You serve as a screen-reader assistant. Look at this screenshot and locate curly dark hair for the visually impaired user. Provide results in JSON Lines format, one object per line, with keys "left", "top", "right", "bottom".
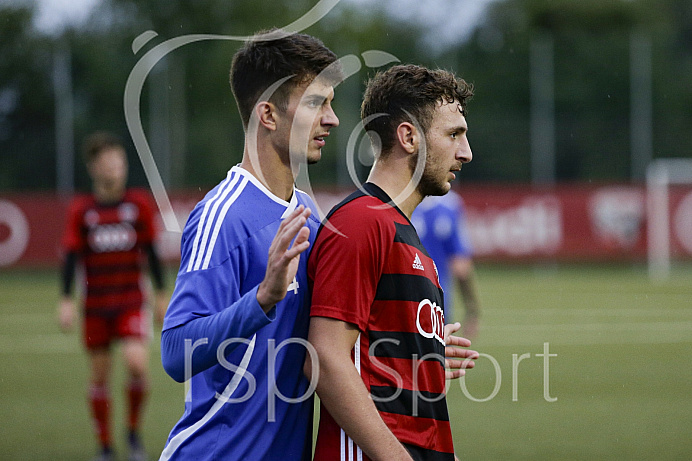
{"left": 82, "top": 131, "right": 124, "bottom": 163}
{"left": 230, "top": 29, "right": 340, "bottom": 128}
{"left": 361, "top": 64, "right": 474, "bottom": 155}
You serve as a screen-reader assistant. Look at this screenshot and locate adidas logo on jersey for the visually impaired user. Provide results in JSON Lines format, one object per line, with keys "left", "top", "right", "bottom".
{"left": 412, "top": 253, "right": 425, "bottom": 271}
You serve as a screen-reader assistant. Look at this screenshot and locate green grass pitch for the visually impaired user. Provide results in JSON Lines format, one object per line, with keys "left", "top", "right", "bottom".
{"left": 0, "top": 264, "right": 691, "bottom": 460}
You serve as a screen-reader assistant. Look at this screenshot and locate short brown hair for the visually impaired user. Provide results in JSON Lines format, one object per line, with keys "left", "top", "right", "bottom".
{"left": 82, "top": 131, "right": 124, "bottom": 163}
{"left": 361, "top": 64, "right": 474, "bottom": 154}
{"left": 230, "top": 28, "right": 340, "bottom": 129}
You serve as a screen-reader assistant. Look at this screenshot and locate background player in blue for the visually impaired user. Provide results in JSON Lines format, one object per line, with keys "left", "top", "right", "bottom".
{"left": 158, "top": 29, "right": 341, "bottom": 460}
{"left": 411, "top": 191, "right": 481, "bottom": 338}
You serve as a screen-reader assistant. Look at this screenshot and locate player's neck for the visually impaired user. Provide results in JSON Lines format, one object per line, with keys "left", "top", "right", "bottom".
{"left": 93, "top": 184, "right": 125, "bottom": 205}
{"left": 367, "top": 159, "right": 423, "bottom": 219}
{"left": 240, "top": 146, "right": 295, "bottom": 203}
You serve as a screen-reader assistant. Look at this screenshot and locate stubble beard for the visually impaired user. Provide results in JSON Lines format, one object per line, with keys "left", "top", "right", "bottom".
{"left": 413, "top": 152, "right": 449, "bottom": 198}
{"left": 307, "top": 148, "right": 321, "bottom": 165}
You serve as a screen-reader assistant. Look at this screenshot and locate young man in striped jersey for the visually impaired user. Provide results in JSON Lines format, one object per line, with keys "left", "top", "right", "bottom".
{"left": 411, "top": 192, "right": 481, "bottom": 339}
{"left": 59, "top": 131, "right": 167, "bottom": 461}
{"left": 306, "top": 64, "right": 479, "bottom": 461}
{"left": 158, "top": 30, "right": 340, "bottom": 460}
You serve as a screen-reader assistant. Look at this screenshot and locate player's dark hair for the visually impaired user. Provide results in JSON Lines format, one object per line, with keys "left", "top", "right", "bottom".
{"left": 230, "top": 28, "right": 340, "bottom": 129}
{"left": 361, "top": 64, "right": 474, "bottom": 155}
{"left": 82, "top": 131, "right": 124, "bottom": 163}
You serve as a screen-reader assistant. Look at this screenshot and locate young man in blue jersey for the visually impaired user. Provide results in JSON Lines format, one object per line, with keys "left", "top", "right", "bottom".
{"left": 411, "top": 192, "right": 481, "bottom": 339}
{"left": 158, "top": 29, "right": 341, "bottom": 460}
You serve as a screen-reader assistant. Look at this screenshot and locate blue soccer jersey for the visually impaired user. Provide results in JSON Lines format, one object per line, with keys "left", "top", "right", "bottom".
{"left": 410, "top": 192, "right": 472, "bottom": 320}
{"left": 160, "top": 166, "right": 321, "bottom": 461}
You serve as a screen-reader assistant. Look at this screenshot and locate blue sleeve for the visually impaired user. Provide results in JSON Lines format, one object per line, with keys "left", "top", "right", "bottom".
{"left": 452, "top": 200, "right": 472, "bottom": 257}
{"left": 427, "top": 204, "right": 468, "bottom": 260}
{"left": 161, "top": 213, "right": 274, "bottom": 382}
{"left": 161, "top": 285, "right": 274, "bottom": 382}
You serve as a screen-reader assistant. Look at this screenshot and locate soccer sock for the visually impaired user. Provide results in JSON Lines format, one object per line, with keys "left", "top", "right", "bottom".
{"left": 126, "top": 377, "right": 148, "bottom": 432}
{"left": 88, "top": 383, "right": 111, "bottom": 449}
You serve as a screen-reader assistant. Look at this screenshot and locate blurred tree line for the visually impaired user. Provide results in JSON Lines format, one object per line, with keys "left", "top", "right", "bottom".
{"left": 1, "top": 0, "right": 691, "bottom": 192}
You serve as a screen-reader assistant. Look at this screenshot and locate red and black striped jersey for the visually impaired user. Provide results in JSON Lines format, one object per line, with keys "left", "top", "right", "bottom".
{"left": 62, "top": 189, "right": 157, "bottom": 313}
{"left": 309, "top": 183, "right": 454, "bottom": 461}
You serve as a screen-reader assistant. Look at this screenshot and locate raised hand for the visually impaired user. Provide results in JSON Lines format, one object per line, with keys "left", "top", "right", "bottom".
{"left": 256, "top": 205, "right": 312, "bottom": 312}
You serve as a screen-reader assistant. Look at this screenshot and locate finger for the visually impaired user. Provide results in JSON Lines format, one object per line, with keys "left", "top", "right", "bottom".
{"left": 282, "top": 204, "right": 307, "bottom": 225}
{"left": 272, "top": 206, "right": 307, "bottom": 245}
{"left": 281, "top": 207, "right": 311, "bottom": 239}
{"left": 280, "top": 207, "right": 312, "bottom": 249}
{"left": 446, "top": 358, "right": 475, "bottom": 370}
{"left": 446, "top": 369, "right": 465, "bottom": 380}
{"left": 444, "top": 322, "right": 461, "bottom": 336}
{"left": 284, "top": 239, "right": 310, "bottom": 260}
{"left": 292, "top": 224, "right": 311, "bottom": 247}
{"left": 284, "top": 205, "right": 311, "bottom": 227}
{"left": 285, "top": 228, "right": 311, "bottom": 257}
{"left": 446, "top": 356, "right": 476, "bottom": 368}
{"left": 274, "top": 215, "right": 308, "bottom": 254}
{"left": 445, "top": 335, "right": 472, "bottom": 347}
{"left": 445, "top": 347, "right": 479, "bottom": 359}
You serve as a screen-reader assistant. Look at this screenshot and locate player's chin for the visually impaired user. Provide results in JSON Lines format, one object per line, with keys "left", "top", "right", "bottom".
{"left": 438, "top": 180, "right": 453, "bottom": 195}
{"left": 307, "top": 149, "right": 322, "bottom": 165}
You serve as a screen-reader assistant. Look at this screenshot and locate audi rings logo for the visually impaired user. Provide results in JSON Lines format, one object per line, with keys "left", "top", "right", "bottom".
{"left": 416, "top": 299, "right": 445, "bottom": 345}
{"left": 89, "top": 223, "right": 137, "bottom": 253}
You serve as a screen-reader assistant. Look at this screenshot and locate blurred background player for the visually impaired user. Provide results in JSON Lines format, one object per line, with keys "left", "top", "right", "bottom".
{"left": 411, "top": 191, "right": 481, "bottom": 339}
{"left": 58, "top": 131, "right": 167, "bottom": 461}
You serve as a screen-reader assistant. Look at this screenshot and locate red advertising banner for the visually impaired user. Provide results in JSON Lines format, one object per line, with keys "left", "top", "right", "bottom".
{"left": 456, "top": 183, "right": 692, "bottom": 261}
{"left": 2, "top": 184, "right": 691, "bottom": 267}
{"left": 459, "top": 184, "right": 649, "bottom": 261}
{"left": 0, "top": 193, "right": 69, "bottom": 267}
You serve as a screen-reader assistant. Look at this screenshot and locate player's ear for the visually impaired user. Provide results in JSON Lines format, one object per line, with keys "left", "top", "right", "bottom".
{"left": 395, "top": 122, "right": 418, "bottom": 154}
{"left": 255, "top": 101, "right": 278, "bottom": 131}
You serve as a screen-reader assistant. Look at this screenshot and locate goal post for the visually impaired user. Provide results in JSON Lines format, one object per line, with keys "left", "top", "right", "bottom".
{"left": 646, "top": 158, "right": 692, "bottom": 280}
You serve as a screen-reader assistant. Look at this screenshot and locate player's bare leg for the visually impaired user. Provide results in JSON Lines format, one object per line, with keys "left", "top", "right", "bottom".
{"left": 88, "top": 348, "right": 114, "bottom": 461}
{"left": 122, "top": 338, "right": 149, "bottom": 461}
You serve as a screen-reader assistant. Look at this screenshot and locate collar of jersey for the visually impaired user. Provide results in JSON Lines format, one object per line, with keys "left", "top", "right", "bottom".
{"left": 231, "top": 165, "right": 299, "bottom": 218}
{"left": 362, "top": 182, "right": 412, "bottom": 224}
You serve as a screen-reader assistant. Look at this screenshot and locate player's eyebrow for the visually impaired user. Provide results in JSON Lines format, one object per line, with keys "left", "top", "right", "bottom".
{"left": 449, "top": 124, "right": 467, "bottom": 134}
{"left": 304, "top": 91, "right": 334, "bottom": 106}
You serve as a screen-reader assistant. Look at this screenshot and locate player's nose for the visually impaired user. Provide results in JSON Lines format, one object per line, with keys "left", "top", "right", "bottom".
{"left": 322, "top": 105, "right": 339, "bottom": 128}
{"left": 457, "top": 138, "right": 472, "bottom": 164}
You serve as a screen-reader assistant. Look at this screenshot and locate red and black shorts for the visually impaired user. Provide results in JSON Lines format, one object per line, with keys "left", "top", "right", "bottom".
{"left": 83, "top": 307, "right": 151, "bottom": 350}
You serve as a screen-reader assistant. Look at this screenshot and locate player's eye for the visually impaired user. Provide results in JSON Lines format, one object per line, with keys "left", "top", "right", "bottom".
{"left": 306, "top": 98, "right": 325, "bottom": 108}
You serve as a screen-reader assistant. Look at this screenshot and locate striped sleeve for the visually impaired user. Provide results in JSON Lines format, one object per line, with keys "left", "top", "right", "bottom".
{"left": 309, "top": 201, "right": 389, "bottom": 332}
